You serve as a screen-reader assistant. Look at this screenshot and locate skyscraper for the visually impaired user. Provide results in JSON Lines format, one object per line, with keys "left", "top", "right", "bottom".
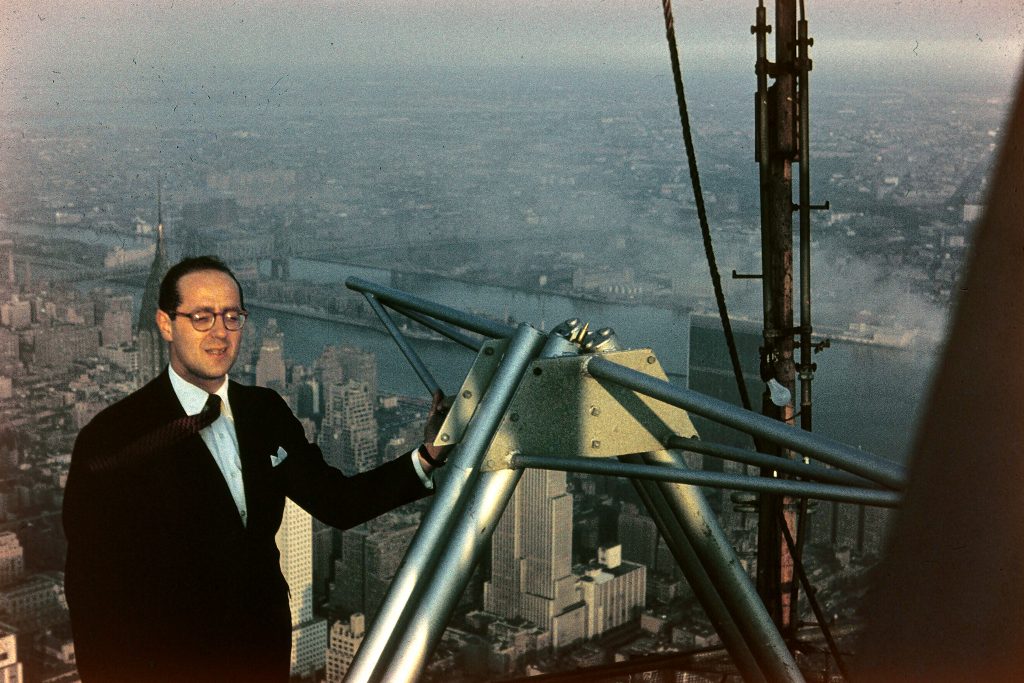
{"left": 0, "top": 628, "right": 23, "bottom": 683}
{"left": 330, "top": 525, "right": 369, "bottom": 617}
{"left": 0, "top": 239, "right": 14, "bottom": 287}
{"left": 0, "top": 532, "right": 24, "bottom": 587}
{"left": 254, "top": 318, "right": 287, "bottom": 389}
{"left": 316, "top": 345, "right": 378, "bottom": 406}
{"left": 328, "top": 512, "right": 420, "bottom": 621}
{"left": 101, "top": 294, "right": 135, "bottom": 348}
{"left": 322, "top": 381, "right": 378, "bottom": 475}
{"left": 483, "top": 468, "right": 586, "bottom": 649}
{"left": 324, "top": 613, "right": 366, "bottom": 682}
{"left": 136, "top": 189, "right": 169, "bottom": 384}
{"left": 276, "top": 498, "right": 328, "bottom": 679}
{"left": 577, "top": 545, "right": 646, "bottom": 638}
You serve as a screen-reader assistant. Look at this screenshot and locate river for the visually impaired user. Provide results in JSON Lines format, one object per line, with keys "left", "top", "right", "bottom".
{"left": 0, "top": 215, "right": 939, "bottom": 465}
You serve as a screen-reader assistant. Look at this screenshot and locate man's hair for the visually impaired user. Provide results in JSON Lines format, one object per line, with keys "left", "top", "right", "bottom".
{"left": 158, "top": 256, "right": 246, "bottom": 313}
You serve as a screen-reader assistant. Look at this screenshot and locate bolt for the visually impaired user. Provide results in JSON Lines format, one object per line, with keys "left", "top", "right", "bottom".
{"left": 484, "top": 347, "right": 495, "bottom": 356}
{"left": 510, "top": 413, "right": 520, "bottom": 423}
{"left": 440, "top": 433, "right": 450, "bottom": 443}
{"left": 590, "top": 406, "right": 601, "bottom": 416}
{"left": 533, "top": 367, "right": 542, "bottom": 376}
{"left": 647, "top": 356, "right": 656, "bottom": 364}
{"left": 591, "top": 440, "right": 601, "bottom": 449}
{"left": 462, "top": 390, "right": 473, "bottom": 399}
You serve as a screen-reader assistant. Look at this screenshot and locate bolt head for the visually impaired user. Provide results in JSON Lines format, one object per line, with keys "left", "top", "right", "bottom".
{"left": 591, "top": 440, "right": 601, "bottom": 449}
{"left": 440, "top": 434, "right": 450, "bottom": 443}
{"left": 462, "top": 390, "right": 473, "bottom": 399}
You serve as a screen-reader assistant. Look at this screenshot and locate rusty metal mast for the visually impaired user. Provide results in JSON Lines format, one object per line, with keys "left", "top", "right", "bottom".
{"left": 753, "top": 0, "right": 823, "bottom": 631}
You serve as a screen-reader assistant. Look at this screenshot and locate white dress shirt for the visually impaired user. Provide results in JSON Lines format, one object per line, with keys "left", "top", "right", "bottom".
{"left": 168, "top": 366, "right": 249, "bottom": 525}
{"left": 168, "top": 367, "right": 434, "bottom": 529}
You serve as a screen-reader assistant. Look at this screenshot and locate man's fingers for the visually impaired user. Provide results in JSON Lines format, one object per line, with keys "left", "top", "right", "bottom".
{"left": 430, "top": 389, "right": 444, "bottom": 413}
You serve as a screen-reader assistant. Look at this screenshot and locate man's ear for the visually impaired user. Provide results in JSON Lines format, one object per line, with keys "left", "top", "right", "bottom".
{"left": 156, "top": 309, "right": 174, "bottom": 342}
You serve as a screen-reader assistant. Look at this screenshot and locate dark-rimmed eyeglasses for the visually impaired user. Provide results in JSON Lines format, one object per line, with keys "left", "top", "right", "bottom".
{"left": 170, "top": 309, "right": 248, "bottom": 332}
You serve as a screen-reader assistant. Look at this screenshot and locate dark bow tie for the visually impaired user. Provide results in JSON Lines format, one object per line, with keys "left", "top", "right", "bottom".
{"left": 88, "top": 393, "right": 222, "bottom": 472}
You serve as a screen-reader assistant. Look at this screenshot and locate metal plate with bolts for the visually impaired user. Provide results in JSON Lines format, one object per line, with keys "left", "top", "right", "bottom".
{"left": 432, "top": 338, "right": 509, "bottom": 449}
{"left": 481, "top": 349, "right": 699, "bottom": 471}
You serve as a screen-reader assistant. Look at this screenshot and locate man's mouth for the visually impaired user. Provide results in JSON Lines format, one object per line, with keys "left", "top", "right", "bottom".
{"left": 206, "top": 348, "right": 228, "bottom": 356}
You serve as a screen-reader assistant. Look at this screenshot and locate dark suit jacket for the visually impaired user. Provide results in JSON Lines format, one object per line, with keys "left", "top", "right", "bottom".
{"left": 63, "top": 369, "right": 429, "bottom": 683}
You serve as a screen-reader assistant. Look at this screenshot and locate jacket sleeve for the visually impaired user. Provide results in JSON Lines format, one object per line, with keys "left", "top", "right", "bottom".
{"left": 63, "top": 420, "right": 163, "bottom": 682}
{"left": 269, "top": 391, "right": 432, "bottom": 529}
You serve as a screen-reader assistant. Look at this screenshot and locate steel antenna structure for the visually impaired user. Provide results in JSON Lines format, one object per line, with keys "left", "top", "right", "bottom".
{"left": 341, "top": 276, "right": 905, "bottom": 683}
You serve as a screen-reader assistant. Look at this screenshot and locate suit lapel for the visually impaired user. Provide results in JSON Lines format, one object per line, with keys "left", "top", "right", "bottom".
{"left": 229, "top": 381, "right": 269, "bottom": 534}
{"left": 155, "top": 372, "right": 247, "bottom": 532}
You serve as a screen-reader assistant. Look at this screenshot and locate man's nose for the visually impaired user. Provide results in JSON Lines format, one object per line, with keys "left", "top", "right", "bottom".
{"left": 210, "top": 315, "right": 230, "bottom": 336}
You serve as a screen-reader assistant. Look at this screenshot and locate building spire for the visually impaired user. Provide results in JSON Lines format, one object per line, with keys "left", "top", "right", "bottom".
{"left": 157, "top": 177, "right": 165, "bottom": 253}
{"left": 136, "top": 180, "right": 172, "bottom": 384}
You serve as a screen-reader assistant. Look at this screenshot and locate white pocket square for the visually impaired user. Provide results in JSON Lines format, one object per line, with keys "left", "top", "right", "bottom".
{"left": 271, "top": 447, "right": 289, "bottom": 467}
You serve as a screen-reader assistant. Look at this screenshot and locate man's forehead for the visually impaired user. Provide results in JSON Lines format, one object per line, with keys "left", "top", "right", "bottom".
{"left": 177, "top": 270, "right": 242, "bottom": 306}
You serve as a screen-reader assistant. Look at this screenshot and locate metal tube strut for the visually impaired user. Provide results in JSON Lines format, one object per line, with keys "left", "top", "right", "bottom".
{"left": 585, "top": 356, "right": 905, "bottom": 490}
{"left": 344, "top": 324, "right": 546, "bottom": 683}
{"left": 637, "top": 450, "right": 805, "bottom": 683}
{"left": 381, "top": 468, "right": 523, "bottom": 681}
{"left": 363, "top": 292, "right": 441, "bottom": 396}
{"left": 389, "top": 302, "right": 483, "bottom": 351}
{"left": 346, "top": 276, "right": 516, "bottom": 339}
{"left": 377, "top": 333, "right": 579, "bottom": 682}
{"left": 512, "top": 454, "right": 899, "bottom": 508}
{"left": 627, "top": 472, "right": 768, "bottom": 683}
{"left": 667, "top": 436, "right": 881, "bottom": 488}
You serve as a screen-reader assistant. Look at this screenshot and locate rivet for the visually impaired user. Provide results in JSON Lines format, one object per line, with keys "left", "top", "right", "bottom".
{"left": 590, "top": 406, "right": 600, "bottom": 416}
{"left": 510, "top": 413, "right": 520, "bottom": 422}
{"left": 462, "top": 390, "right": 473, "bottom": 399}
{"left": 647, "top": 356, "right": 656, "bottom": 364}
{"left": 484, "top": 347, "right": 495, "bottom": 356}
{"left": 591, "top": 440, "right": 601, "bottom": 449}
{"left": 533, "top": 367, "right": 542, "bottom": 376}
{"left": 440, "top": 433, "right": 450, "bottom": 442}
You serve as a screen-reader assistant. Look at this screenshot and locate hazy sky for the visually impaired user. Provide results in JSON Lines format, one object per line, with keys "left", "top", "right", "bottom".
{"left": 2, "top": 0, "right": 1022, "bottom": 94}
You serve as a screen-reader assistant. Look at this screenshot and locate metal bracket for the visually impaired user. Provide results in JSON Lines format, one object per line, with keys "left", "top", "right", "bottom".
{"left": 433, "top": 338, "right": 508, "bottom": 448}
{"left": 480, "top": 349, "right": 698, "bottom": 471}
{"left": 732, "top": 269, "right": 763, "bottom": 280}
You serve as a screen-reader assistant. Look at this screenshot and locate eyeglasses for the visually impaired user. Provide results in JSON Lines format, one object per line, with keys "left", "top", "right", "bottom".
{"left": 170, "top": 309, "right": 248, "bottom": 332}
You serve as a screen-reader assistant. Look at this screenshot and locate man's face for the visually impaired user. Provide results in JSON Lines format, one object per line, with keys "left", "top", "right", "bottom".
{"left": 156, "top": 269, "right": 243, "bottom": 392}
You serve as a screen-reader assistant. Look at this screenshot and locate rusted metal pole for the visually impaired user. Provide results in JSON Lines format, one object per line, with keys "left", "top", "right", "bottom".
{"left": 755, "top": 0, "right": 800, "bottom": 631}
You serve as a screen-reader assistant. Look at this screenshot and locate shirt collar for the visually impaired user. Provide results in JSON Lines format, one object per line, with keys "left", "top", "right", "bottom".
{"left": 168, "top": 365, "right": 233, "bottom": 420}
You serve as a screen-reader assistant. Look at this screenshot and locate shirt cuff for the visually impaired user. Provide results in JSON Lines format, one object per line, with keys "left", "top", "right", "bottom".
{"left": 411, "top": 446, "right": 434, "bottom": 490}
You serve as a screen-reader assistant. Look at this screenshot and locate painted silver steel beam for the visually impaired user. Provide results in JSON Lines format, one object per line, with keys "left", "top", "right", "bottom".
{"left": 377, "top": 333, "right": 579, "bottom": 682}
{"left": 513, "top": 454, "right": 900, "bottom": 507}
{"left": 344, "top": 323, "right": 547, "bottom": 683}
{"left": 363, "top": 293, "right": 441, "bottom": 395}
{"left": 668, "top": 435, "right": 879, "bottom": 488}
{"left": 381, "top": 467, "right": 523, "bottom": 682}
{"left": 389, "top": 302, "right": 483, "bottom": 351}
{"left": 347, "top": 276, "right": 516, "bottom": 339}
{"left": 586, "top": 356, "right": 906, "bottom": 490}
{"left": 633, "top": 450, "right": 806, "bottom": 683}
{"left": 627, "top": 470, "right": 768, "bottom": 683}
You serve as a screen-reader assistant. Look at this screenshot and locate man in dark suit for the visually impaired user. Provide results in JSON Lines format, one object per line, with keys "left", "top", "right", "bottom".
{"left": 63, "top": 256, "right": 448, "bottom": 682}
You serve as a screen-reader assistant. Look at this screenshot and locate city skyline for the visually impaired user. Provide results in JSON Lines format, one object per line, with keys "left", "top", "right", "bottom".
{"left": 0, "top": 2, "right": 1021, "bottom": 681}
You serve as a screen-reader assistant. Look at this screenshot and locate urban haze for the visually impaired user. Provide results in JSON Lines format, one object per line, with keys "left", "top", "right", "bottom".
{"left": 0, "top": 1, "right": 1021, "bottom": 681}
